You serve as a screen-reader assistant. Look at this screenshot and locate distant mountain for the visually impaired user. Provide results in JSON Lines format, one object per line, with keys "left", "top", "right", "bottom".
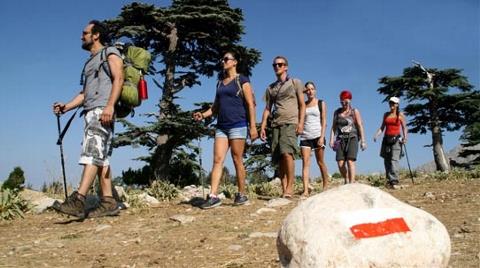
{"left": 415, "top": 144, "right": 480, "bottom": 172}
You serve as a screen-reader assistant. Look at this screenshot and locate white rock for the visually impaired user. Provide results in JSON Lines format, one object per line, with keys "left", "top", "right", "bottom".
{"left": 114, "top": 186, "right": 128, "bottom": 200}
{"left": 95, "top": 224, "right": 112, "bottom": 233}
{"left": 266, "top": 198, "right": 292, "bottom": 208}
{"left": 32, "top": 197, "right": 60, "bottom": 214}
{"left": 179, "top": 185, "right": 210, "bottom": 201}
{"left": 249, "top": 232, "right": 278, "bottom": 238}
{"left": 269, "top": 178, "right": 282, "bottom": 185}
{"left": 169, "top": 214, "right": 195, "bottom": 224}
{"left": 424, "top": 192, "right": 435, "bottom": 199}
{"left": 19, "top": 189, "right": 61, "bottom": 214}
{"left": 138, "top": 193, "right": 160, "bottom": 207}
{"left": 277, "top": 183, "right": 451, "bottom": 268}
{"left": 228, "top": 245, "right": 243, "bottom": 251}
{"left": 256, "top": 208, "right": 277, "bottom": 214}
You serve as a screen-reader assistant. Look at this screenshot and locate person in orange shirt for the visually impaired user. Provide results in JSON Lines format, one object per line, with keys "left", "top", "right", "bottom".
{"left": 373, "top": 97, "right": 408, "bottom": 188}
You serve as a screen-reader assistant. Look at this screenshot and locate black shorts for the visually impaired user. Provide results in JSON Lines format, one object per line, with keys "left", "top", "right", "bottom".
{"left": 300, "top": 137, "right": 326, "bottom": 150}
{"left": 335, "top": 136, "right": 359, "bottom": 161}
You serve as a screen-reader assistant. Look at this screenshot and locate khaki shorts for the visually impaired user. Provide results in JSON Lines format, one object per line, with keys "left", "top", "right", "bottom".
{"left": 271, "top": 124, "right": 299, "bottom": 165}
{"left": 79, "top": 108, "right": 114, "bottom": 166}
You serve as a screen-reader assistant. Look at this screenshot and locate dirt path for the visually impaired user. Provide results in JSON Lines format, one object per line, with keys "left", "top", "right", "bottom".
{"left": 0, "top": 178, "right": 479, "bottom": 268}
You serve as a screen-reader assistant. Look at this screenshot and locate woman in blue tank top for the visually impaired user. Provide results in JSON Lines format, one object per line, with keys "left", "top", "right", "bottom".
{"left": 193, "top": 51, "right": 258, "bottom": 209}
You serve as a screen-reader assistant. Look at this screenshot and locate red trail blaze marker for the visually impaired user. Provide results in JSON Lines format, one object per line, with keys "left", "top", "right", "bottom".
{"left": 340, "top": 209, "right": 411, "bottom": 239}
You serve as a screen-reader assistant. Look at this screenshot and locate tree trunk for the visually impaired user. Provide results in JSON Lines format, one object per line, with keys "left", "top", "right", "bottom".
{"left": 152, "top": 23, "right": 179, "bottom": 181}
{"left": 431, "top": 124, "right": 450, "bottom": 172}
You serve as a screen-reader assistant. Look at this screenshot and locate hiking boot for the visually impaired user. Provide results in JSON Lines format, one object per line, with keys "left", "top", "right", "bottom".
{"left": 233, "top": 192, "right": 249, "bottom": 206}
{"left": 52, "top": 191, "right": 86, "bottom": 218}
{"left": 200, "top": 195, "right": 222, "bottom": 209}
{"left": 87, "top": 196, "right": 120, "bottom": 218}
{"left": 386, "top": 180, "right": 400, "bottom": 189}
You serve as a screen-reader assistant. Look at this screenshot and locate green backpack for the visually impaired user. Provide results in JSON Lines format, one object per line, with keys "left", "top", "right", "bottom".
{"left": 99, "top": 45, "right": 152, "bottom": 118}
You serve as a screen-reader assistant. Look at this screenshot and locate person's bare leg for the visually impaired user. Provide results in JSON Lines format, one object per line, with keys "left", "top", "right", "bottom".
{"left": 98, "top": 165, "right": 113, "bottom": 197}
{"left": 315, "top": 148, "right": 329, "bottom": 190}
{"left": 337, "top": 160, "right": 348, "bottom": 184}
{"left": 77, "top": 164, "right": 99, "bottom": 196}
{"left": 284, "top": 153, "right": 295, "bottom": 197}
{"left": 209, "top": 137, "right": 229, "bottom": 196}
{"left": 301, "top": 147, "right": 312, "bottom": 196}
{"left": 230, "top": 139, "right": 246, "bottom": 194}
{"left": 347, "top": 160, "right": 356, "bottom": 183}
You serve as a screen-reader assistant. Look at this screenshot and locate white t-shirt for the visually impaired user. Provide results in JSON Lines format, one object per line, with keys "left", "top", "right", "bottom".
{"left": 300, "top": 103, "right": 322, "bottom": 140}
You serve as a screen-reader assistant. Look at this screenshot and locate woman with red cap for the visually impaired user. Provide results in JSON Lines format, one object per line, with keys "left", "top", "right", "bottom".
{"left": 329, "top": 90, "right": 366, "bottom": 184}
{"left": 373, "top": 96, "right": 408, "bottom": 188}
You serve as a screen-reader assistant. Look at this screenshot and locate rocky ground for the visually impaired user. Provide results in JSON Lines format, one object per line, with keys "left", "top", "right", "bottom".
{"left": 0, "top": 177, "right": 479, "bottom": 268}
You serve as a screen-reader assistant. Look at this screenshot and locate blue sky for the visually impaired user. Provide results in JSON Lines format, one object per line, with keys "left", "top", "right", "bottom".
{"left": 1, "top": 0, "right": 478, "bottom": 189}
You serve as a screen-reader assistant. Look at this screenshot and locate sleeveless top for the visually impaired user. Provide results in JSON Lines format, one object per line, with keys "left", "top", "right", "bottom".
{"left": 334, "top": 107, "right": 358, "bottom": 138}
{"left": 384, "top": 115, "right": 401, "bottom": 136}
{"left": 300, "top": 103, "right": 321, "bottom": 140}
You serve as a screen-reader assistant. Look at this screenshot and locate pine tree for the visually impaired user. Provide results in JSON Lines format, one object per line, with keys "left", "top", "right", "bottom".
{"left": 106, "top": 1, "right": 260, "bottom": 185}
{"left": 378, "top": 64, "right": 476, "bottom": 171}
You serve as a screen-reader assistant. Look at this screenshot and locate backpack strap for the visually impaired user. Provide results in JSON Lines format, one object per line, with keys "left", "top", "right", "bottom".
{"left": 317, "top": 99, "right": 323, "bottom": 116}
{"left": 99, "top": 47, "right": 112, "bottom": 81}
{"left": 79, "top": 47, "right": 111, "bottom": 86}
{"left": 235, "top": 74, "right": 243, "bottom": 98}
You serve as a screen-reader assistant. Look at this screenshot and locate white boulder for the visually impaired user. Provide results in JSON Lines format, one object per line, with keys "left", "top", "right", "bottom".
{"left": 277, "top": 183, "right": 450, "bottom": 268}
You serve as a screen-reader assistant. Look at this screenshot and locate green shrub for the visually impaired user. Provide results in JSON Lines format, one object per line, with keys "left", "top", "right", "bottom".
{"left": 125, "top": 190, "right": 150, "bottom": 209}
{"left": 41, "top": 181, "right": 65, "bottom": 197}
{"left": 245, "top": 184, "right": 257, "bottom": 199}
{"left": 364, "top": 174, "right": 384, "bottom": 187}
{"left": 147, "top": 180, "right": 179, "bottom": 201}
{"left": 425, "top": 171, "right": 450, "bottom": 181}
{"left": 219, "top": 183, "right": 237, "bottom": 199}
{"left": 2, "top": 167, "right": 25, "bottom": 190}
{"left": 0, "top": 188, "right": 30, "bottom": 220}
{"left": 253, "top": 182, "right": 282, "bottom": 197}
{"left": 331, "top": 172, "right": 343, "bottom": 179}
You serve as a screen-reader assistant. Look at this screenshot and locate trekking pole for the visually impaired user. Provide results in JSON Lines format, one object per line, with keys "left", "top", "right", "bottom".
{"left": 55, "top": 107, "right": 80, "bottom": 200}
{"left": 403, "top": 143, "right": 415, "bottom": 184}
{"left": 198, "top": 137, "right": 205, "bottom": 198}
{"left": 56, "top": 114, "right": 69, "bottom": 200}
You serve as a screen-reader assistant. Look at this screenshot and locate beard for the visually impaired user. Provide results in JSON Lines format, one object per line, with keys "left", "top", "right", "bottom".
{"left": 81, "top": 40, "right": 93, "bottom": 51}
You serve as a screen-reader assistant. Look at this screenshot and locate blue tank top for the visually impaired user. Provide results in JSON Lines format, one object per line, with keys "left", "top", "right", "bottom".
{"left": 216, "top": 75, "right": 250, "bottom": 129}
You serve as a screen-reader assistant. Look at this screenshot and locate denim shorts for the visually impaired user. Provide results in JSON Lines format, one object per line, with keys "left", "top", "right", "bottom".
{"left": 215, "top": 126, "right": 247, "bottom": 139}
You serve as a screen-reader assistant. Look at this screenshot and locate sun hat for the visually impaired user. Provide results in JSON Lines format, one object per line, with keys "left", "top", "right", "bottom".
{"left": 389, "top": 96, "right": 400, "bottom": 104}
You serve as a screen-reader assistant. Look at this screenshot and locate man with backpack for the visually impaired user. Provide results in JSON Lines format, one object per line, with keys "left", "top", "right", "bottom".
{"left": 260, "top": 56, "right": 306, "bottom": 198}
{"left": 52, "top": 20, "right": 124, "bottom": 218}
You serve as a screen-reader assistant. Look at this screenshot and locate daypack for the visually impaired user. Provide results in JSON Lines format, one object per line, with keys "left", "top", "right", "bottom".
{"left": 99, "top": 44, "right": 152, "bottom": 118}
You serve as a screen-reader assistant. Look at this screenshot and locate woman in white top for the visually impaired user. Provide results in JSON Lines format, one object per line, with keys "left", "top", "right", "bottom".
{"left": 299, "top": 81, "right": 329, "bottom": 196}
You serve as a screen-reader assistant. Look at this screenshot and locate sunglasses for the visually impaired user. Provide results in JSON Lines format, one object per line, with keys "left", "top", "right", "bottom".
{"left": 222, "top": 57, "right": 235, "bottom": 63}
{"left": 272, "top": 63, "right": 286, "bottom": 68}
